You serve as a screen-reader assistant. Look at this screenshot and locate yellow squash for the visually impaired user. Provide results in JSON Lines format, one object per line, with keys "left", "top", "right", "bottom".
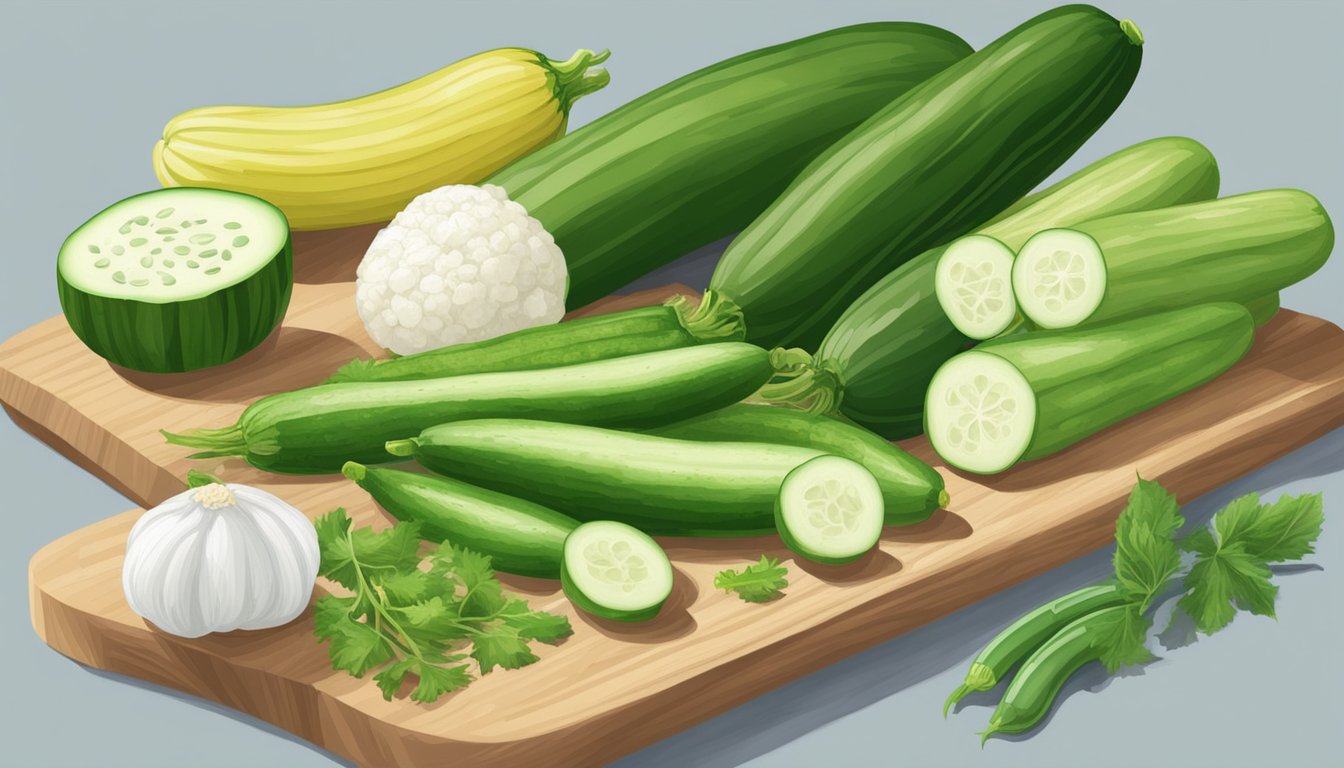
{"left": 153, "top": 48, "right": 609, "bottom": 230}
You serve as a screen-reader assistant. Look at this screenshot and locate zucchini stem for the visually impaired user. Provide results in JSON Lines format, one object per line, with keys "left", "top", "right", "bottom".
{"left": 185, "top": 469, "right": 224, "bottom": 488}
{"left": 756, "top": 347, "right": 843, "bottom": 415}
{"left": 385, "top": 439, "right": 417, "bottom": 458}
{"left": 161, "top": 426, "right": 246, "bottom": 458}
{"left": 549, "top": 48, "right": 612, "bottom": 110}
{"left": 341, "top": 461, "right": 367, "bottom": 483}
{"left": 667, "top": 289, "right": 747, "bottom": 343}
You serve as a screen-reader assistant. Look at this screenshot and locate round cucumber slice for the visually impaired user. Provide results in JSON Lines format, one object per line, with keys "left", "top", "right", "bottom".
{"left": 775, "top": 455, "right": 884, "bottom": 564}
{"left": 561, "top": 521, "right": 673, "bottom": 622}
{"left": 935, "top": 235, "right": 1018, "bottom": 340}
{"left": 1011, "top": 228, "right": 1107, "bottom": 329}
{"left": 57, "top": 187, "right": 292, "bottom": 373}
{"left": 925, "top": 351, "right": 1037, "bottom": 474}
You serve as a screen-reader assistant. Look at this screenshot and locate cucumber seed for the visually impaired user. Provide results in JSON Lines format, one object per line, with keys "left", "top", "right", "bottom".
{"left": 232, "top": 235, "right": 250, "bottom": 247}
{"left": 94, "top": 258, "right": 110, "bottom": 268}
{"left": 112, "top": 271, "right": 126, "bottom": 284}
{"left": 130, "top": 237, "right": 148, "bottom": 247}
{"left": 199, "top": 249, "right": 218, "bottom": 259}
{"left": 140, "top": 256, "right": 153, "bottom": 268}
{"left": 111, "top": 245, "right": 125, "bottom": 256}
{"left": 155, "top": 207, "right": 174, "bottom": 219}
{"left": 205, "top": 266, "right": 221, "bottom": 275}
{"left": 130, "top": 277, "right": 149, "bottom": 287}
{"left": 189, "top": 233, "right": 215, "bottom": 245}
{"left": 173, "top": 245, "right": 190, "bottom": 256}
{"left": 223, "top": 221, "right": 241, "bottom": 229}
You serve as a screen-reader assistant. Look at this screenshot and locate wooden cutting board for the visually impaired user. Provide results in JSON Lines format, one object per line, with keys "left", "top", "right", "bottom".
{"left": 8, "top": 228, "right": 1344, "bottom": 768}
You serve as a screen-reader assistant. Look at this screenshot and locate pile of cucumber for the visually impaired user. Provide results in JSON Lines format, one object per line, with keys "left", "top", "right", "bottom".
{"left": 157, "top": 4, "right": 1333, "bottom": 625}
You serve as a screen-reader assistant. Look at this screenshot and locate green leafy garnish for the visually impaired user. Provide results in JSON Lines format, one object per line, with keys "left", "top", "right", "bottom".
{"left": 312, "top": 508, "right": 573, "bottom": 703}
{"left": 715, "top": 555, "right": 789, "bottom": 603}
{"left": 1093, "top": 603, "right": 1155, "bottom": 672}
{"left": 1176, "top": 491, "right": 1323, "bottom": 634}
{"left": 1112, "top": 476, "right": 1185, "bottom": 612}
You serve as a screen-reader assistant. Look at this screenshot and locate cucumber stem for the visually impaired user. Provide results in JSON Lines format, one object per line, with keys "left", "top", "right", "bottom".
{"left": 667, "top": 290, "right": 747, "bottom": 343}
{"left": 341, "top": 461, "right": 366, "bottom": 483}
{"left": 756, "top": 347, "right": 843, "bottom": 415}
{"left": 1120, "top": 19, "right": 1144, "bottom": 46}
{"left": 384, "top": 439, "right": 417, "bottom": 458}
{"left": 161, "top": 426, "right": 246, "bottom": 458}
{"left": 938, "top": 489, "right": 951, "bottom": 509}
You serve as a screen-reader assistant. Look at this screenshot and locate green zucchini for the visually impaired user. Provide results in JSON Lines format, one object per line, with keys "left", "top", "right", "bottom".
{"left": 561, "top": 521, "right": 674, "bottom": 622}
{"left": 1012, "top": 190, "right": 1334, "bottom": 329}
{"left": 757, "top": 135, "right": 1222, "bottom": 439}
{"left": 775, "top": 455, "right": 884, "bottom": 564}
{"left": 342, "top": 462, "right": 578, "bottom": 578}
{"left": 326, "top": 292, "right": 741, "bottom": 383}
{"left": 649, "top": 403, "right": 945, "bottom": 526}
{"left": 709, "top": 4, "right": 1144, "bottom": 349}
{"left": 494, "top": 23, "right": 973, "bottom": 308}
{"left": 925, "top": 303, "right": 1255, "bottom": 474}
{"left": 388, "top": 419, "right": 832, "bottom": 537}
{"left": 162, "top": 342, "right": 772, "bottom": 474}
{"left": 57, "top": 187, "right": 292, "bottom": 373}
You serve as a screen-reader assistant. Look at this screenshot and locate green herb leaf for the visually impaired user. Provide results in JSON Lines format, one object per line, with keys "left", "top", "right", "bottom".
{"left": 1092, "top": 604, "right": 1154, "bottom": 673}
{"left": 1112, "top": 476, "right": 1185, "bottom": 612}
{"left": 1216, "top": 492, "right": 1324, "bottom": 563}
{"left": 715, "top": 555, "right": 789, "bottom": 603}
{"left": 312, "top": 513, "right": 568, "bottom": 704}
{"left": 500, "top": 599, "right": 574, "bottom": 644}
{"left": 1178, "top": 543, "right": 1277, "bottom": 634}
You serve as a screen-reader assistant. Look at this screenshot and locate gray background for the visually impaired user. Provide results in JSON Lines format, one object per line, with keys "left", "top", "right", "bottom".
{"left": 2, "top": 0, "right": 1340, "bottom": 765}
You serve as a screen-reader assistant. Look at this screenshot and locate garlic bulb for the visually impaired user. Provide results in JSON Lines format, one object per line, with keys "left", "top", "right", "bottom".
{"left": 122, "top": 471, "right": 319, "bottom": 638}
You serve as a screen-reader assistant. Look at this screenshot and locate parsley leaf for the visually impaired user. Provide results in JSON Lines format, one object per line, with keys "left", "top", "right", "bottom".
{"left": 715, "top": 556, "right": 789, "bottom": 603}
{"left": 1092, "top": 603, "right": 1154, "bottom": 673}
{"left": 1217, "top": 492, "right": 1324, "bottom": 563}
{"left": 311, "top": 512, "right": 572, "bottom": 704}
{"left": 1178, "top": 542, "right": 1278, "bottom": 634}
{"left": 1112, "top": 476, "right": 1185, "bottom": 611}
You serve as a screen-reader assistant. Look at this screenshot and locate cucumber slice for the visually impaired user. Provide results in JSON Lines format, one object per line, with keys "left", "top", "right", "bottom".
{"left": 561, "top": 521, "right": 673, "bottom": 622}
{"left": 775, "top": 455, "right": 884, "bottom": 564}
{"left": 925, "top": 351, "right": 1037, "bottom": 474}
{"left": 57, "top": 187, "right": 292, "bottom": 373}
{"left": 1010, "top": 228, "right": 1107, "bottom": 329}
{"left": 935, "top": 235, "right": 1018, "bottom": 339}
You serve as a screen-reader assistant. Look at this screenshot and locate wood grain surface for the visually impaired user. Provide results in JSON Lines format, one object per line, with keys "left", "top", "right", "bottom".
{"left": 9, "top": 228, "right": 1344, "bottom": 767}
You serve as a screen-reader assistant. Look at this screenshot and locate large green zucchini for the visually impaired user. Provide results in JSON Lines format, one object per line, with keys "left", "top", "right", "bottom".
{"left": 493, "top": 23, "right": 973, "bottom": 308}
{"left": 759, "top": 136, "right": 1220, "bottom": 438}
{"left": 710, "top": 4, "right": 1144, "bottom": 349}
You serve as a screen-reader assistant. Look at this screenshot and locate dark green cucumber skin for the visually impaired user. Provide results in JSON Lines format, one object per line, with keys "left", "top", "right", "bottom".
{"left": 348, "top": 465, "right": 577, "bottom": 578}
{"left": 406, "top": 419, "right": 827, "bottom": 537}
{"left": 1069, "top": 189, "right": 1334, "bottom": 327}
{"left": 1246, "top": 293, "right": 1280, "bottom": 327}
{"left": 327, "top": 305, "right": 696, "bottom": 383}
{"left": 711, "top": 4, "right": 1143, "bottom": 349}
{"left": 490, "top": 23, "right": 973, "bottom": 309}
{"left": 561, "top": 562, "right": 665, "bottom": 622}
{"left": 976, "top": 303, "right": 1256, "bottom": 462}
{"left": 650, "top": 404, "right": 943, "bottom": 525}
{"left": 58, "top": 237, "right": 292, "bottom": 374}
{"left": 816, "top": 136, "right": 1221, "bottom": 439}
{"left": 184, "top": 343, "right": 772, "bottom": 474}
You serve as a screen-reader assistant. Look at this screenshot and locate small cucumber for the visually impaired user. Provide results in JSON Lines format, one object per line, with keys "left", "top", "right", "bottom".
{"left": 561, "top": 521, "right": 673, "bottom": 622}
{"left": 1013, "top": 189, "right": 1333, "bottom": 329}
{"left": 342, "top": 462, "right": 578, "bottom": 578}
{"left": 775, "top": 455, "right": 884, "bottom": 564}
{"left": 163, "top": 342, "right": 773, "bottom": 474}
{"left": 925, "top": 303, "right": 1255, "bottom": 474}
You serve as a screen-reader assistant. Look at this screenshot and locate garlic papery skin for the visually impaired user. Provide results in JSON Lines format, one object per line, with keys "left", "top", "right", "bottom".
{"left": 122, "top": 479, "right": 319, "bottom": 639}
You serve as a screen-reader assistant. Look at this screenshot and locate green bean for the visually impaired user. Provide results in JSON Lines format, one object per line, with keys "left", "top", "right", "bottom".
{"left": 979, "top": 605, "right": 1129, "bottom": 744}
{"left": 945, "top": 583, "right": 1125, "bottom": 716}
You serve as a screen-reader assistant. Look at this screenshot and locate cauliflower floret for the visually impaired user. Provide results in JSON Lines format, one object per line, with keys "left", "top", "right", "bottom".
{"left": 355, "top": 184, "right": 566, "bottom": 355}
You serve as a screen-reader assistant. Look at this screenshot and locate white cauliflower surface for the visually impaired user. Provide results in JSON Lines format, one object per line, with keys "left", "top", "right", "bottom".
{"left": 355, "top": 184, "right": 567, "bottom": 355}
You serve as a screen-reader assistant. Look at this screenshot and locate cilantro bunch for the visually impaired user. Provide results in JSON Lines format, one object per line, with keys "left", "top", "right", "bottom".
{"left": 312, "top": 509, "right": 572, "bottom": 703}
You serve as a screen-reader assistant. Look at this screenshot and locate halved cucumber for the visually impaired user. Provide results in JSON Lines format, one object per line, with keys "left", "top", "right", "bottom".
{"left": 561, "top": 521, "right": 673, "bottom": 622}
{"left": 924, "top": 352, "right": 1039, "bottom": 474}
{"left": 776, "top": 455, "right": 884, "bottom": 564}
{"left": 57, "top": 187, "right": 292, "bottom": 372}
{"left": 1010, "top": 228, "right": 1108, "bottom": 329}
{"left": 935, "top": 235, "right": 1019, "bottom": 339}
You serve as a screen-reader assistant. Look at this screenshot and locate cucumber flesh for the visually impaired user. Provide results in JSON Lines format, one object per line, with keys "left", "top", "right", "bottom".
{"left": 935, "top": 235, "right": 1019, "bottom": 339}
{"left": 776, "top": 456, "right": 884, "bottom": 564}
{"left": 1011, "top": 228, "right": 1108, "bottom": 329}
{"left": 925, "top": 352, "right": 1038, "bottom": 474}
{"left": 561, "top": 521, "right": 673, "bottom": 622}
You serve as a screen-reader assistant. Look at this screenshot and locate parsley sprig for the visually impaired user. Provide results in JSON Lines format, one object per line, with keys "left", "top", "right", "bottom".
{"left": 312, "top": 508, "right": 572, "bottom": 703}
{"left": 1098, "top": 477, "right": 1322, "bottom": 670}
{"left": 715, "top": 555, "right": 789, "bottom": 603}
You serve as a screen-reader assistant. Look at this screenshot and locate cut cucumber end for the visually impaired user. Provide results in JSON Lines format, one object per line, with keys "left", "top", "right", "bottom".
{"left": 775, "top": 455, "right": 884, "bottom": 564}
{"left": 561, "top": 521, "right": 673, "bottom": 622}
{"left": 341, "top": 461, "right": 366, "bottom": 482}
{"left": 925, "top": 351, "right": 1036, "bottom": 475}
{"left": 935, "top": 235, "right": 1018, "bottom": 340}
{"left": 1011, "top": 228, "right": 1107, "bottom": 329}
{"left": 384, "top": 439, "right": 417, "bottom": 457}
